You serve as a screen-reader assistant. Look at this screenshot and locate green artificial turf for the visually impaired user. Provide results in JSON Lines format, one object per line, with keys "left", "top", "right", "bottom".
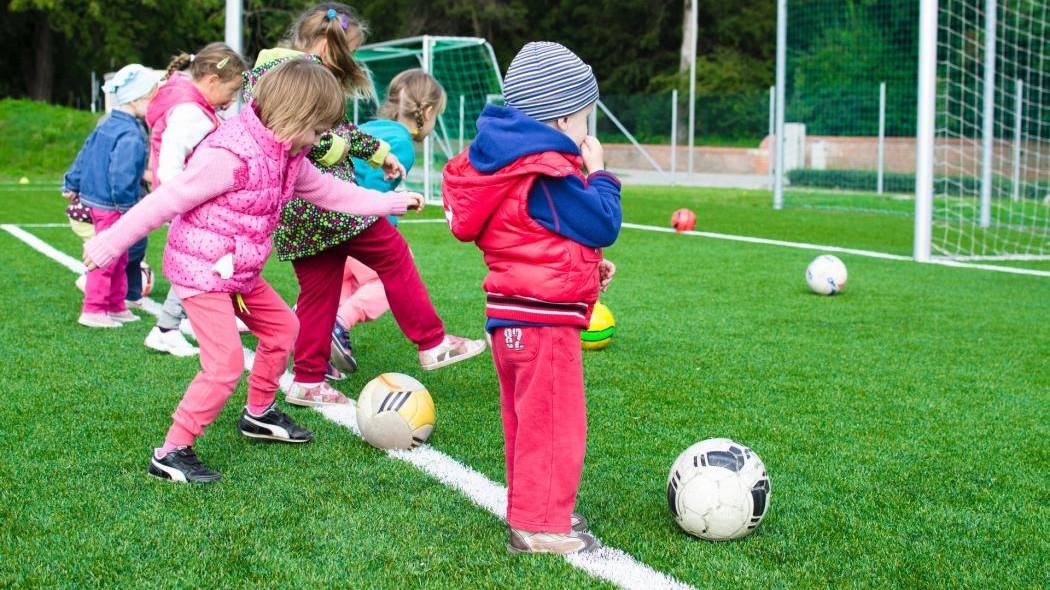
{"left": 0, "top": 183, "right": 1047, "bottom": 589}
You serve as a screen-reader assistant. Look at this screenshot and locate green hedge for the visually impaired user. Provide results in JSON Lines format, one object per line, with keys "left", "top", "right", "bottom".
{"left": 788, "top": 168, "right": 1050, "bottom": 201}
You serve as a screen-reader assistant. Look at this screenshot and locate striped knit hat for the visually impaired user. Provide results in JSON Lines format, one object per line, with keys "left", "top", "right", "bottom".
{"left": 503, "top": 42, "right": 599, "bottom": 122}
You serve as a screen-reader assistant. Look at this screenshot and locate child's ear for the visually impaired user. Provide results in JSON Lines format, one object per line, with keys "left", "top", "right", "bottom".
{"left": 555, "top": 117, "right": 570, "bottom": 132}
{"left": 424, "top": 105, "right": 436, "bottom": 122}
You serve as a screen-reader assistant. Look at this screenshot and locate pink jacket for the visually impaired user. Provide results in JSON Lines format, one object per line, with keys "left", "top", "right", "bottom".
{"left": 85, "top": 103, "right": 410, "bottom": 295}
{"left": 145, "top": 73, "right": 219, "bottom": 187}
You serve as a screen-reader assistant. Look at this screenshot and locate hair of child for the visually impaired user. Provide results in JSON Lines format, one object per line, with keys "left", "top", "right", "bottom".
{"left": 253, "top": 58, "right": 345, "bottom": 140}
{"left": 165, "top": 42, "right": 247, "bottom": 82}
{"left": 378, "top": 69, "right": 447, "bottom": 137}
{"left": 289, "top": 2, "right": 374, "bottom": 99}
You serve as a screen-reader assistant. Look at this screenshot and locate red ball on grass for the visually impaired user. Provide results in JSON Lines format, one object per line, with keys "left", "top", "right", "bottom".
{"left": 671, "top": 208, "right": 697, "bottom": 233}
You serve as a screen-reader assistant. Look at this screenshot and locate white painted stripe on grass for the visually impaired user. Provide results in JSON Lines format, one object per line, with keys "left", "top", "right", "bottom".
{"left": 5, "top": 222, "right": 70, "bottom": 228}
{"left": 621, "top": 222, "right": 1050, "bottom": 277}
{"left": 5, "top": 225, "right": 697, "bottom": 590}
{"left": 1, "top": 224, "right": 86, "bottom": 273}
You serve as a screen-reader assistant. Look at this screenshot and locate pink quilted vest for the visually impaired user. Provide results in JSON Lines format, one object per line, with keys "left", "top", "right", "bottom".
{"left": 146, "top": 73, "right": 219, "bottom": 187}
{"left": 162, "top": 103, "right": 305, "bottom": 294}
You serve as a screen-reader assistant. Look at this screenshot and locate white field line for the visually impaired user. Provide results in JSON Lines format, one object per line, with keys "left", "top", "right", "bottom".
{"left": 622, "top": 222, "right": 1050, "bottom": 277}
{"left": 11, "top": 218, "right": 1047, "bottom": 276}
{"left": 0, "top": 223, "right": 696, "bottom": 590}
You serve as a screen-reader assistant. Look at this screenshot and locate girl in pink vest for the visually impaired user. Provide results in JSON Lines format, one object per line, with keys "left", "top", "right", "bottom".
{"left": 142, "top": 43, "right": 247, "bottom": 358}
{"left": 84, "top": 59, "right": 423, "bottom": 484}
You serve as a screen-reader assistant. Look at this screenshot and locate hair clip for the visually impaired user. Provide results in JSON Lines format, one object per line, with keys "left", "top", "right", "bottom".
{"left": 326, "top": 8, "right": 337, "bottom": 19}
{"left": 189, "top": 54, "right": 196, "bottom": 63}
{"left": 216, "top": 57, "right": 230, "bottom": 70}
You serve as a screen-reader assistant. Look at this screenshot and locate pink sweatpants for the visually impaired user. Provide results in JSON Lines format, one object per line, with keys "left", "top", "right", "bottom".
{"left": 83, "top": 208, "right": 128, "bottom": 314}
{"left": 337, "top": 256, "right": 390, "bottom": 329}
{"left": 492, "top": 325, "right": 587, "bottom": 534}
{"left": 163, "top": 279, "right": 298, "bottom": 448}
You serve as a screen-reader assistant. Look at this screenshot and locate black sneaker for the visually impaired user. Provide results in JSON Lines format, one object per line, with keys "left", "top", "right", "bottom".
{"left": 148, "top": 447, "right": 222, "bottom": 484}
{"left": 237, "top": 405, "right": 313, "bottom": 443}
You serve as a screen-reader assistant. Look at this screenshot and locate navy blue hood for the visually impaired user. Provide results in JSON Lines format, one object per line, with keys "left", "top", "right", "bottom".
{"left": 468, "top": 105, "right": 580, "bottom": 173}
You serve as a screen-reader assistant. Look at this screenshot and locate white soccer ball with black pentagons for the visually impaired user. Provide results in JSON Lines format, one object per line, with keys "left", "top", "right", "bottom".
{"left": 666, "top": 438, "right": 771, "bottom": 540}
{"left": 806, "top": 254, "right": 848, "bottom": 295}
{"left": 356, "top": 373, "right": 435, "bottom": 450}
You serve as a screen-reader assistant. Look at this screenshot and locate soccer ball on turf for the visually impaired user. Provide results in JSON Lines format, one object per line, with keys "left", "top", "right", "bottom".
{"left": 667, "top": 438, "right": 771, "bottom": 540}
{"left": 671, "top": 208, "right": 697, "bottom": 233}
{"left": 356, "top": 373, "right": 435, "bottom": 450}
{"left": 581, "top": 301, "right": 616, "bottom": 351}
{"left": 805, "top": 254, "right": 847, "bottom": 295}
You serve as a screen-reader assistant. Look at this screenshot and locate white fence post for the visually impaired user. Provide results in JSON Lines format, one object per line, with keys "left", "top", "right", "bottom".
{"left": 422, "top": 36, "right": 433, "bottom": 202}
{"left": 459, "top": 95, "right": 466, "bottom": 153}
{"left": 1012, "top": 78, "right": 1023, "bottom": 202}
{"left": 671, "top": 89, "right": 678, "bottom": 185}
{"left": 877, "top": 81, "right": 887, "bottom": 194}
{"left": 768, "top": 85, "right": 775, "bottom": 189}
{"left": 773, "top": 0, "right": 787, "bottom": 210}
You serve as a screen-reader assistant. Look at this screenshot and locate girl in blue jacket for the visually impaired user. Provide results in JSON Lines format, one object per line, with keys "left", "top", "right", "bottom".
{"left": 63, "top": 64, "right": 161, "bottom": 328}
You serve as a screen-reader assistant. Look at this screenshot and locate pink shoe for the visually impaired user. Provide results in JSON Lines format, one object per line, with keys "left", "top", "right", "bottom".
{"left": 419, "top": 335, "right": 487, "bottom": 371}
{"left": 285, "top": 381, "right": 350, "bottom": 407}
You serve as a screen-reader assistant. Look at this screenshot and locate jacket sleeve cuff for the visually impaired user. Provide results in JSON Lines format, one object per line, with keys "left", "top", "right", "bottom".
{"left": 588, "top": 170, "right": 621, "bottom": 188}
{"left": 367, "top": 140, "right": 391, "bottom": 168}
{"left": 317, "top": 134, "right": 349, "bottom": 168}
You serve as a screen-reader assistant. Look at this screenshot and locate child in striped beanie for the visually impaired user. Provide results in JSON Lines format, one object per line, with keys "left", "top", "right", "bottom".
{"left": 442, "top": 41, "right": 622, "bottom": 555}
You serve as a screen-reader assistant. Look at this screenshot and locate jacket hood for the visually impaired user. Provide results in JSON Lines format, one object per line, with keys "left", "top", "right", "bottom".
{"left": 443, "top": 106, "right": 583, "bottom": 242}
{"left": 468, "top": 105, "right": 579, "bottom": 173}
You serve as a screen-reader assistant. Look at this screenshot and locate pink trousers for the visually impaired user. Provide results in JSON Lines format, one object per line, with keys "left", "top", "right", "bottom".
{"left": 337, "top": 257, "right": 390, "bottom": 329}
{"left": 163, "top": 279, "right": 298, "bottom": 448}
{"left": 491, "top": 325, "right": 587, "bottom": 533}
{"left": 82, "top": 208, "right": 128, "bottom": 314}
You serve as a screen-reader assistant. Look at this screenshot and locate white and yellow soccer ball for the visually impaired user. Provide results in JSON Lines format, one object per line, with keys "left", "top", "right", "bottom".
{"left": 805, "top": 254, "right": 848, "bottom": 295}
{"left": 356, "top": 373, "right": 435, "bottom": 450}
{"left": 667, "top": 438, "right": 771, "bottom": 541}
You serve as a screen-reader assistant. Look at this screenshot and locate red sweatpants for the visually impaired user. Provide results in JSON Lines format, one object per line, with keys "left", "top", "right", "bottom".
{"left": 492, "top": 325, "right": 587, "bottom": 534}
{"left": 291, "top": 218, "right": 445, "bottom": 384}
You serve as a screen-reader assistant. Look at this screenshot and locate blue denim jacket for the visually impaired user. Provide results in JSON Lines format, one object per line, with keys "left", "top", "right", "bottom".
{"left": 62, "top": 110, "right": 148, "bottom": 213}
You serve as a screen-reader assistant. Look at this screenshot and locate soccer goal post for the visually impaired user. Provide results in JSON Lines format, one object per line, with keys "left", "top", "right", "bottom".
{"left": 354, "top": 36, "right": 504, "bottom": 203}
{"left": 915, "top": 0, "right": 1050, "bottom": 264}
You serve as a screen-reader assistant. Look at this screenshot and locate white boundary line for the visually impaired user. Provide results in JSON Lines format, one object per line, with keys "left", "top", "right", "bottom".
{"left": 622, "top": 222, "right": 1050, "bottom": 277}
{"left": 0, "top": 223, "right": 695, "bottom": 590}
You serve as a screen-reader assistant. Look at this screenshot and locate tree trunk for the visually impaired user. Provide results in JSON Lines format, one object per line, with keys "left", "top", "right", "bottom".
{"left": 679, "top": 0, "right": 695, "bottom": 72}
{"left": 27, "top": 14, "right": 53, "bottom": 101}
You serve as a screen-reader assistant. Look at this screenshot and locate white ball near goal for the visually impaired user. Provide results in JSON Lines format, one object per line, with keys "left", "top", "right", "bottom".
{"left": 667, "top": 438, "right": 771, "bottom": 541}
{"left": 805, "top": 254, "right": 848, "bottom": 295}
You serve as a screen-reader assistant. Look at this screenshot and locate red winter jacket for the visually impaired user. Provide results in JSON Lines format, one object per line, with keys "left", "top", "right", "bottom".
{"left": 443, "top": 150, "right": 603, "bottom": 328}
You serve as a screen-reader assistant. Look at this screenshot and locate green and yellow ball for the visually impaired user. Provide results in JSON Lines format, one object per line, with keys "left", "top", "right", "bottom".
{"left": 582, "top": 302, "right": 616, "bottom": 351}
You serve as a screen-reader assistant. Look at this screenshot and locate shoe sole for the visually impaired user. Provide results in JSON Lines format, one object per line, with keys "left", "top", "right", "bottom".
{"left": 330, "top": 341, "right": 358, "bottom": 374}
{"left": 239, "top": 429, "right": 313, "bottom": 443}
{"left": 110, "top": 316, "right": 141, "bottom": 323}
{"left": 506, "top": 543, "right": 599, "bottom": 555}
{"left": 284, "top": 394, "right": 349, "bottom": 408}
{"left": 144, "top": 339, "right": 199, "bottom": 357}
{"left": 421, "top": 344, "right": 488, "bottom": 371}
{"left": 148, "top": 459, "right": 221, "bottom": 484}
{"left": 78, "top": 319, "right": 122, "bottom": 328}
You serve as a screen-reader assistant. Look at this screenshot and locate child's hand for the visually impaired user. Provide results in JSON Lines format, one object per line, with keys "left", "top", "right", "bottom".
{"left": 404, "top": 192, "right": 425, "bottom": 212}
{"left": 598, "top": 259, "right": 616, "bottom": 291}
{"left": 61, "top": 190, "right": 77, "bottom": 201}
{"left": 581, "top": 136, "right": 605, "bottom": 173}
{"left": 382, "top": 153, "right": 407, "bottom": 181}
{"left": 83, "top": 247, "right": 98, "bottom": 271}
